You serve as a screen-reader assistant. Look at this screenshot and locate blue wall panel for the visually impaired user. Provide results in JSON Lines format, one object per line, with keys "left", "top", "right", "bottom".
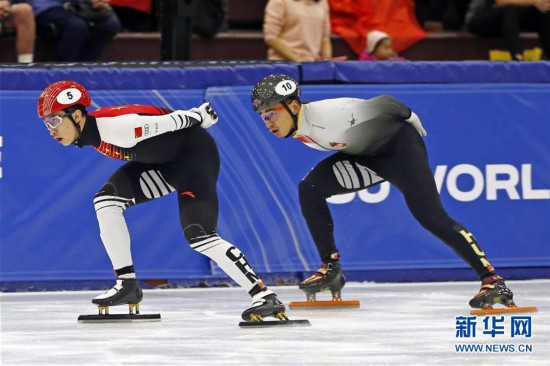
{"left": 0, "top": 62, "right": 548, "bottom": 284}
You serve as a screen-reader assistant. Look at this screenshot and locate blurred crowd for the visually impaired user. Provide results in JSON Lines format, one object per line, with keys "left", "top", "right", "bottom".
{"left": 0, "top": 0, "right": 548, "bottom": 63}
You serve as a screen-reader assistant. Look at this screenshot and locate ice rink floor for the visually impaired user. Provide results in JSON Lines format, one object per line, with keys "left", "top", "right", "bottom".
{"left": 1, "top": 280, "right": 548, "bottom": 365}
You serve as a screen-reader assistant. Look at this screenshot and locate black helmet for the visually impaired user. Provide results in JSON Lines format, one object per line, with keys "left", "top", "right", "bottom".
{"left": 251, "top": 74, "right": 301, "bottom": 112}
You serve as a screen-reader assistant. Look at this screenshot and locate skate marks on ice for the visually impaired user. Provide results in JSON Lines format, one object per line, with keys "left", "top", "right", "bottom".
{"left": 1, "top": 280, "right": 549, "bottom": 365}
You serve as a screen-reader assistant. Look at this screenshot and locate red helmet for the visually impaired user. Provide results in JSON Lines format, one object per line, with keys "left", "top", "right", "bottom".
{"left": 37, "top": 81, "right": 91, "bottom": 118}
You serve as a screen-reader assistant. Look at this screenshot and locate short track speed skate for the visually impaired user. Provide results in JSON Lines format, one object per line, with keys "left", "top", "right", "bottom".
{"left": 289, "top": 262, "right": 360, "bottom": 309}
{"left": 78, "top": 278, "right": 161, "bottom": 322}
{"left": 469, "top": 275, "right": 537, "bottom": 316}
{"left": 239, "top": 293, "right": 310, "bottom": 328}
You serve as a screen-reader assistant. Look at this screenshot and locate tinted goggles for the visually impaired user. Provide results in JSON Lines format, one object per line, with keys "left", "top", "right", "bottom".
{"left": 259, "top": 105, "right": 285, "bottom": 123}
{"left": 42, "top": 114, "right": 69, "bottom": 129}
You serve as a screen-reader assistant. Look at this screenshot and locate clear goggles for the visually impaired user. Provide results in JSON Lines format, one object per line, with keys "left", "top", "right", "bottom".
{"left": 259, "top": 105, "right": 285, "bottom": 123}
{"left": 42, "top": 114, "right": 69, "bottom": 129}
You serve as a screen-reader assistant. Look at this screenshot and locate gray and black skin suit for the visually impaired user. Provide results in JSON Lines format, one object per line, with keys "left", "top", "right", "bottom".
{"left": 293, "top": 95, "right": 496, "bottom": 280}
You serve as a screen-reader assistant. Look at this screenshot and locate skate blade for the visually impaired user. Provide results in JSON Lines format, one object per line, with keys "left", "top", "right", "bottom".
{"left": 470, "top": 306, "right": 538, "bottom": 316}
{"left": 289, "top": 300, "right": 360, "bottom": 309}
{"left": 78, "top": 313, "right": 161, "bottom": 323}
{"left": 239, "top": 319, "right": 311, "bottom": 328}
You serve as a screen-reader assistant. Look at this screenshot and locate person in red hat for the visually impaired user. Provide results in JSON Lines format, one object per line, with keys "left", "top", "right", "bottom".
{"left": 37, "top": 80, "right": 286, "bottom": 322}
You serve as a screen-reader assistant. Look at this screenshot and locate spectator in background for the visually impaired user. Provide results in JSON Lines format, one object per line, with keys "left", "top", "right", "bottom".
{"left": 466, "top": 0, "right": 550, "bottom": 60}
{"left": 415, "top": 0, "right": 446, "bottom": 32}
{"left": 0, "top": 0, "right": 35, "bottom": 63}
{"left": 32, "top": 0, "right": 121, "bottom": 62}
{"left": 359, "top": 30, "right": 405, "bottom": 61}
{"left": 328, "top": 0, "right": 425, "bottom": 59}
{"left": 263, "top": 0, "right": 332, "bottom": 61}
{"left": 191, "top": 0, "right": 227, "bottom": 38}
{"left": 415, "top": 0, "right": 472, "bottom": 32}
{"left": 110, "top": 0, "right": 156, "bottom": 32}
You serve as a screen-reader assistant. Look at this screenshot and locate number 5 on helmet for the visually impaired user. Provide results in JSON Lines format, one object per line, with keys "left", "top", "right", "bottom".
{"left": 37, "top": 80, "right": 91, "bottom": 118}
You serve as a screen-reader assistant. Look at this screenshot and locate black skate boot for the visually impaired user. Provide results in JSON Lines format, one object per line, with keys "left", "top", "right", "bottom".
{"left": 92, "top": 278, "right": 143, "bottom": 314}
{"left": 241, "top": 291, "right": 287, "bottom": 322}
{"left": 469, "top": 274, "right": 514, "bottom": 309}
{"left": 299, "top": 262, "right": 345, "bottom": 301}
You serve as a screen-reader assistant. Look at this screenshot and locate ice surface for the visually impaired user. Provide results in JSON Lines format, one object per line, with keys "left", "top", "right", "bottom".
{"left": 1, "top": 280, "right": 548, "bottom": 365}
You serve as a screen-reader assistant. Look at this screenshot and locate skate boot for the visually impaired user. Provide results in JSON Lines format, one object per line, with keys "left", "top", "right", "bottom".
{"left": 241, "top": 290, "right": 287, "bottom": 322}
{"left": 299, "top": 262, "right": 345, "bottom": 301}
{"left": 92, "top": 278, "right": 143, "bottom": 314}
{"left": 469, "top": 274, "right": 514, "bottom": 309}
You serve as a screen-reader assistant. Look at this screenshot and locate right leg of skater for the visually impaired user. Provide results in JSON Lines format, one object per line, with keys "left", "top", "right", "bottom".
{"left": 364, "top": 123, "right": 513, "bottom": 308}
{"left": 298, "top": 153, "right": 385, "bottom": 298}
{"left": 170, "top": 128, "right": 284, "bottom": 320}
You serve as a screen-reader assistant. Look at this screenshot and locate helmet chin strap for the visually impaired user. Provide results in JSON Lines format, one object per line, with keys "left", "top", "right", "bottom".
{"left": 68, "top": 114, "right": 83, "bottom": 145}
{"left": 281, "top": 101, "right": 299, "bottom": 138}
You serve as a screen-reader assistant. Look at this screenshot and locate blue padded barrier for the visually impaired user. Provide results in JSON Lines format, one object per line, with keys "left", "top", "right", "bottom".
{"left": 0, "top": 62, "right": 299, "bottom": 90}
{"left": 298, "top": 60, "right": 550, "bottom": 83}
{"left": 2, "top": 61, "right": 550, "bottom": 91}
{"left": 329, "top": 61, "right": 550, "bottom": 84}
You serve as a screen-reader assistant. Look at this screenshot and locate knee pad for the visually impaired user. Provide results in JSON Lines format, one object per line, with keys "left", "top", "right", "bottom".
{"left": 183, "top": 224, "right": 217, "bottom": 244}
{"left": 93, "top": 183, "right": 135, "bottom": 214}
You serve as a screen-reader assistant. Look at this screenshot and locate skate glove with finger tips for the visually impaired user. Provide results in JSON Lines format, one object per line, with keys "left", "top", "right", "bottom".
{"left": 193, "top": 102, "right": 218, "bottom": 129}
{"left": 299, "top": 262, "right": 345, "bottom": 294}
{"left": 241, "top": 291, "right": 286, "bottom": 321}
{"left": 92, "top": 278, "right": 143, "bottom": 307}
{"left": 469, "top": 274, "right": 514, "bottom": 309}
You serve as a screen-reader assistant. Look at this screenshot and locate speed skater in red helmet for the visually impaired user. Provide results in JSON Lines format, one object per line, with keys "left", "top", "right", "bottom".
{"left": 36, "top": 80, "right": 288, "bottom": 323}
